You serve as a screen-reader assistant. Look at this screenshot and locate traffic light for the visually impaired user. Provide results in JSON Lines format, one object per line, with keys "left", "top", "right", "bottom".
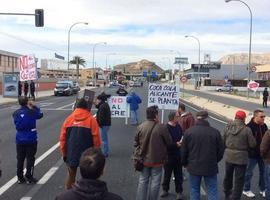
{"left": 35, "top": 9, "right": 44, "bottom": 27}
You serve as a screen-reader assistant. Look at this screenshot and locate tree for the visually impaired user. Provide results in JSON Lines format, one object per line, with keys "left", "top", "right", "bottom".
{"left": 69, "top": 56, "right": 86, "bottom": 80}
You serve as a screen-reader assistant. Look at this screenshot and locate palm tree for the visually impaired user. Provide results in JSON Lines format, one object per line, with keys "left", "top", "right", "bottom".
{"left": 69, "top": 56, "right": 86, "bottom": 80}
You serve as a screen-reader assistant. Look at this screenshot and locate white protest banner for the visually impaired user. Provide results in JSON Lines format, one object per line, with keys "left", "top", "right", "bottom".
{"left": 148, "top": 83, "right": 180, "bottom": 110}
{"left": 108, "top": 96, "right": 129, "bottom": 118}
{"left": 19, "top": 55, "right": 37, "bottom": 81}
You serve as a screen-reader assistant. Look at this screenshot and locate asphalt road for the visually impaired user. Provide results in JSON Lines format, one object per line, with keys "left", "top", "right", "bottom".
{"left": 0, "top": 85, "right": 265, "bottom": 200}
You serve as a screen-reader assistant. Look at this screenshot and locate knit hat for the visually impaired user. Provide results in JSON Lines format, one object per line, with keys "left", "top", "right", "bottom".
{"left": 97, "top": 92, "right": 111, "bottom": 101}
{"left": 196, "top": 110, "right": 208, "bottom": 119}
{"left": 235, "top": 110, "right": 246, "bottom": 120}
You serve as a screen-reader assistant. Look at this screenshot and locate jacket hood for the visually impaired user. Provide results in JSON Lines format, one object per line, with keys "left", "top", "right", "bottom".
{"left": 72, "top": 108, "right": 90, "bottom": 121}
{"left": 72, "top": 179, "right": 108, "bottom": 199}
{"left": 228, "top": 119, "right": 246, "bottom": 135}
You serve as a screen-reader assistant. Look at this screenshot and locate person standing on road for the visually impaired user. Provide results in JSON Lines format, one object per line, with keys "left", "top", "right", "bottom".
{"left": 59, "top": 98, "right": 101, "bottom": 189}
{"left": 24, "top": 81, "right": 29, "bottom": 97}
{"left": 12, "top": 96, "right": 43, "bottom": 184}
{"left": 243, "top": 109, "right": 268, "bottom": 198}
{"left": 55, "top": 148, "right": 123, "bottom": 200}
{"left": 260, "top": 128, "right": 270, "bottom": 200}
{"left": 181, "top": 110, "right": 224, "bottom": 200}
{"left": 95, "top": 92, "right": 111, "bottom": 157}
{"left": 116, "top": 86, "right": 128, "bottom": 96}
{"left": 263, "top": 88, "right": 269, "bottom": 108}
{"left": 223, "top": 110, "right": 256, "bottom": 200}
{"left": 160, "top": 111, "right": 184, "bottom": 200}
{"left": 30, "top": 80, "right": 35, "bottom": 101}
{"left": 18, "top": 81, "right": 22, "bottom": 97}
{"left": 134, "top": 105, "right": 172, "bottom": 200}
{"left": 177, "top": 103, "right": 195, "bottom": 133}
{"left": 127, "top": 91, "right": 142, "bottom": 125}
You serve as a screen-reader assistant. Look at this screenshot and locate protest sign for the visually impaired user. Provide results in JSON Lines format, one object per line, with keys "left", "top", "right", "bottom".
{"left": 19, "top": 55, "right": 37, "bottom": 81}
{"left": 108, "top": 96, "right": 129, "bottom": 118}
{"left": 148, "top": 83, "right": 180, "bottom": 110}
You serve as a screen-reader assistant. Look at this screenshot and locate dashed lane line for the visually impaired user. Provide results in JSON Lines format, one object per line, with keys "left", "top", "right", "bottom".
{"left": 0, "top": 143, "right": 60, "bottom": 196}
{"left": 20, "top": 159, "right": 63, "bottom": 200}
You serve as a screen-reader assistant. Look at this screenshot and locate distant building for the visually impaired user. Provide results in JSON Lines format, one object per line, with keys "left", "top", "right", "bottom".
{"left": 40, "top": 58, "right": 76, "bottom": 70}
{"left": 0, "top": 50, "right": 21, "bottom": 76}
{"left": 255, "top": 64, "right": 270, "bottom": 80}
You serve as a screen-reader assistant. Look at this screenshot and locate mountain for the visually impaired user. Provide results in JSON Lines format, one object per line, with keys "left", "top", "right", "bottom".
{"left": 219, "top": 53, "right": 270, "bottom": 65}
{"left": 113, "top": 59, "right": 164, "bottom": 74}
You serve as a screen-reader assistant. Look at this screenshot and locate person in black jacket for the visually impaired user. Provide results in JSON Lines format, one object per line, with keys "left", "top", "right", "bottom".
{"left": 18, "top": 81, "right": 22, "bottom": 97}
{"left": 24, "top": 81, "right": 29, "bottom": 97}
{"left": 181, "top": 110, "right": 224, "bottom": 200}
{"left": 243, "top": 110, "right": 268, "bottom": 198}
{"left": 160, "top": 111, "right": 183, "bottom": 200}
{"left": 96, "top": 92, "right": 111, "bottom": 157}
{"left": 116, "top": 86, "right": 128, "bottom": 96}
{"left": 55, "top": 147, "right": 123, "bottom": 200}
{"left": 30, "top": 80, "right": 35, "bottom": 100}
{"left": 263, "top": 88, "right": 269, "bottom": 108}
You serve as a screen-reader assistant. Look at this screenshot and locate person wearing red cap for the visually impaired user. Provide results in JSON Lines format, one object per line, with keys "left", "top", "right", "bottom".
{"left": 223, "top": 110, "right": 256, "bottom": 200}
{"left": 243, "top": 109, "right": 268, "bottom": 198}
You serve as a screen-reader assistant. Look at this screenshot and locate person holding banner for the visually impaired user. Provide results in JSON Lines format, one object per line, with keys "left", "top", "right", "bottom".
{"left": 96, "top": 92, "right": 111, "bottom": 157}
{"left": 18, "top": 81, "right": 22, "bottom": 97}
{"left": 30, "top": 80, "right": 36, "bottom": 100}
{"left": 127, "top": 91, "right": 142, "bottom": 125}
{"left": 24, "top": 81, "right": 29, "bottom": 97}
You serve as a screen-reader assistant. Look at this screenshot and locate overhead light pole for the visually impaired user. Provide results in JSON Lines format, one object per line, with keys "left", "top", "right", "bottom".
{"left": 162, "top": 57, "right": 173, "bottom": 81}
{"left": 225, "top": 0, "right": 253, "bottom": 98}
{"left": 185, "top": 35, "right": 201, "bottom": 88}
{"left": 67, "top": 22, "right": 88, "bottom": 71}
{"left": 92, "top": 42, "right": 107, "bottom": 86}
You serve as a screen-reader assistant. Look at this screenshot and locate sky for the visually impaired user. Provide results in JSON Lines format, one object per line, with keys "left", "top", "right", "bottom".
{"left": 0, "top": 0, "right": 269, "bottom": 69}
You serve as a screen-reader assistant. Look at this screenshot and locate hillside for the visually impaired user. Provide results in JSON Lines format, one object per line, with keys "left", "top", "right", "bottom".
{"left": 219, "top": 53, "right": 270, "bottom": 65}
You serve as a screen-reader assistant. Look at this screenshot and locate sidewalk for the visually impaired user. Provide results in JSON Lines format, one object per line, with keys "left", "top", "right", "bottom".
{"left": 0, "top": 87, "right": 92, "bottom": 105}
{"left": 181, "top": 84, "right": 270, "bottom": 126}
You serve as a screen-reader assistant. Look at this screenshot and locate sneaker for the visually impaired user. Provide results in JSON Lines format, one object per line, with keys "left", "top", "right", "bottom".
{"left": 17, "top": 177, "right": 26, "bottom": 184}
{"left": 260, "top": 191, "right": 266, "bottom": 198}
{"left": 160, "top": 190, "right": 169, "bottom": 198}
{"left": 242, "top": 190, "right": 255, "bottom": 198}
{"left": 176, "top": 193, "right": 183, "bottom": 200}
{"left": 25, "top": 177, "right": 38, "bottom": 184}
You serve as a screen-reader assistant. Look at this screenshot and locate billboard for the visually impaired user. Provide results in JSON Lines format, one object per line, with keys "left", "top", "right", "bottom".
{"left": 2, "top": 72, "right": 19, "bottom": 98}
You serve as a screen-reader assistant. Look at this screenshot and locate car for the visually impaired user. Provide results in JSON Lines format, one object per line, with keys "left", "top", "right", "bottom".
{"left": 215, "top": 84, "right": 233, "bottom": 92}
{"left": 109, "top": 81, "right": 119, "bottom": 88}
{"left": 129, "top": 81, "right": 134, "bottom": 87}
{"left": 86, "top": 81, "right": 94, "bottom": 86}
{"left": 133, "top": 81, "right": 142, "bottom": 87}
{"left": 54, "top": 80, "right": 74, "bottom": 96}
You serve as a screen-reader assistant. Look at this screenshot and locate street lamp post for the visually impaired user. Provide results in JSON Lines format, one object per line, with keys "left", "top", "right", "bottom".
{"left": 162, "top": 57, "right": 172, "bottom": 81}
{"left": 67, "top": 22, "right": 88, "bottom": 71}
{"left": 225, "top": 0, "right": 252, "bottom": 98}
{"left": 92, "top": 42, "right": 107, "bottom": 87}
{"left": 185, "top": 35, "right": 201, "bottom": 88}
{"left": 170, "top": 50, "right": 182, "bottom": 76}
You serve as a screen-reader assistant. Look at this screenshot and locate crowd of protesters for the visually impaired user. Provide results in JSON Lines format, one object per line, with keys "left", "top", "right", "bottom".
{"left": 18, "top": 80, "right": 36, "bottom": 100}
{"left": 5, "top": 85, "right": 270, "bottom": 200}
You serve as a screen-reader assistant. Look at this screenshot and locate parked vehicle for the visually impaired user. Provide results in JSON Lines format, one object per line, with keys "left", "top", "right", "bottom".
{"left": 215, "top": 84, "right": 233, "bottom": 92}
{"left": 109, "top": 81, "right": 119, "bottom": 88}
{"left": 54, "top": 80, "right": 75, "bottom": 96}
{"left": 86, "top": 81, "right": 94, "bottom": 86}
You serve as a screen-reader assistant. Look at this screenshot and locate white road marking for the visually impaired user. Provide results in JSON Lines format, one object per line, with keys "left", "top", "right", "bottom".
{"left": 0, "top": 143, "right": 60, "bottom": 196}
{"left": 20, "top": 159, "right": 63, "bottom": 200}
{"left": 56, "top": 103, "right": 75, "bottom": 110}
{"left": 39, "top": 103, "right": 54, "bottom": 107}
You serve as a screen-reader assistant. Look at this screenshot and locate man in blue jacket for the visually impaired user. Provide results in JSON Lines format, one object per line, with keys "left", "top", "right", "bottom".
{"left": 12, "top": 96, "right": 43, "bottom": 184}
{"left": 126, "top": 91, "right": 142, "bottom": 125}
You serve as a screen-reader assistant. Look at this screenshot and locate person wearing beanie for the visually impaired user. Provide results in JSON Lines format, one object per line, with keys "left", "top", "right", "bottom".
{"left": 223, "top": 110, "right": 256, "bottom": 200}
{"left": 181, "top": 110, "right": 224, "bottom": 199}
{"left": 243, "top": 110, "right": 268, "bottom": 198}
{"left": 95, "top": 92, "right": 111, "bottom": 157}
{"left": 59, "top": 98, "right": 101, "bottom": 189}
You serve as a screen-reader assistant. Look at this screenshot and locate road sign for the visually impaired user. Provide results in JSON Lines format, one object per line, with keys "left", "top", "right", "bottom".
{"left": 191, "top": 63, "right": 221, "bottom": 69}
{"left": 180, "top": 75, "right": 188, "bottom": 83}
{"left": 251, "top": 66, "right": 257, "bottom": 72}
{"left": 247, "top": 81, "right": 259, "bottom": 91}
{"left": 175, "top": 57, "right": 189, "bottom": 64}
{"left": 143, "top": 71, "right": 148, "bottom": 77}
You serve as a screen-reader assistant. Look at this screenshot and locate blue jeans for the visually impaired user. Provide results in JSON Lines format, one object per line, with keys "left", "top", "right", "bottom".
{"left": 243, "top": 158, "right": 265, "bottom": 191}
{"left": 136, "top": 166, "right": 162, "bottom": 200}
{"left": 99, "top": 126, "right": 110, "bottom": 156}
{"left": 189, "top": 174, "right": 218, "bottom": 200}
{"left": 264, "top": 164, "right": 270, "bottom": 200}
{"left": 130, "top": 110, "right": 138, "bottom": 125}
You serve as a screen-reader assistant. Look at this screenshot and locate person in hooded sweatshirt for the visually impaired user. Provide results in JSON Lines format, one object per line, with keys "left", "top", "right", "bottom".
{"left": 95, "top": 92, "right": 111, "bottom": 157}
{"left": 243, "top": 109, "right": 268, "bottom": 198}
{"left": 127, "top": 91, "right": 142, "bottom": 125}
{"left": 59, "top": 98, "right": 101, "bottom": 190}
{"left": 223, "top": 110, "right": 256, "bottom": 200}
{"left": 55, "top": 147, "right": 123, "bottom": 200}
